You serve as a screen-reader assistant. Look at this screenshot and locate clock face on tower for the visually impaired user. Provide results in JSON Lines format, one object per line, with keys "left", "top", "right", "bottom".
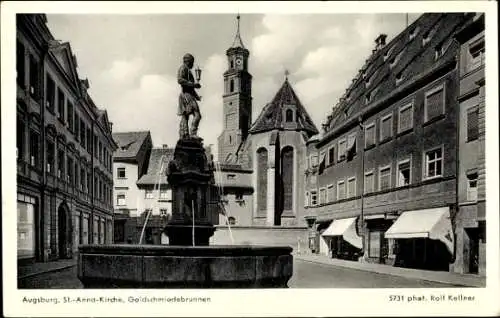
{"left": 235, "top": 58, "right": 243, "bottom": 66}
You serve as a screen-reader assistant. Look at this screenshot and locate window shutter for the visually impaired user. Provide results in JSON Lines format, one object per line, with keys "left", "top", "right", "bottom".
{"left": 426, "top": 88, "right": 444, "bottom": 120}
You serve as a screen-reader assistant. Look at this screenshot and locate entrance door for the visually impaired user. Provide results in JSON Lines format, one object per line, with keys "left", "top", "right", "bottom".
{"left": 469, "top": 234, "right": 479, "bottom": 274}
{"left": 58, "top": 204, "right": 69, "bottom": 259}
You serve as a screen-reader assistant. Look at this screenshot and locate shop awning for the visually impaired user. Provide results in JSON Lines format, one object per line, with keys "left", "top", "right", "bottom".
{"left": 385, "top": 207, "right": 454, "bottom": 254}
{"left": 321, "top": 217, "right": 362, "bottom": 249}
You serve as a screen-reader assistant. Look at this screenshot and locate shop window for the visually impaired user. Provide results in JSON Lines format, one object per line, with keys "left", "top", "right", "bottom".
{"left": 467, "top": 107, "right": 479, "bottom": 142}
{"left": 467, "top": 173, "right": 478, "bottom": 202}
{"left": 424, "top": 147, "right": 443, "bottom": 179}
{"left": 397, "top": 159, "right": 411, "bottom": 187}
{"left": 368, "top": 231, "right": 381, "bottom": 258}
{"left": 424, "top": 84, "right": 445, "bottom": 122}
{"left": 17, "top": 201, "right": 36, "bottom": 259}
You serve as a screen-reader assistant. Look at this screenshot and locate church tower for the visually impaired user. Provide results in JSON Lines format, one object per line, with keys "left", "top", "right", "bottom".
{"left": 217, "top": 15, "right": 253, "bottom": 163}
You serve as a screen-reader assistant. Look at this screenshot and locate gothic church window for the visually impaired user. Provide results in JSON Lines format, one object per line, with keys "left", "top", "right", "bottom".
{"left": 281, "top": 146, "right": 294, "bottom": 211}
{"left": 285, "top": 109, "right": 293, "bottom": 122}
{"left": 257, "top": 147, "right": 268, "bottom": 214}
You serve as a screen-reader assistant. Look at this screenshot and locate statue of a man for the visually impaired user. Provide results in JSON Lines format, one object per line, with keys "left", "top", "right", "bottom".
{"left": 177, "top": 53, "right": 202, "bottom": 139}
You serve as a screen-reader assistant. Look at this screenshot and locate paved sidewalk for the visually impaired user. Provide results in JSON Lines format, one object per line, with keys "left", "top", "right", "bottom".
{"left": 294, "top": 253, "right": 486, "bottom": 287}
{"left": 18, "top": 258, "right": 77, "bottom": 280}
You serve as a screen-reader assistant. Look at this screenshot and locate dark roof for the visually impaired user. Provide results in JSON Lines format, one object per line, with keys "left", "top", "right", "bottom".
{"left": 112, "top": 131, "right": 150, "bottom": 160}
{"left": 249, "top": 79, "right": 319, "bottom": 136}
{"left": 323, "top": 13, "right": 469, "bottom": 135}
{"left": 136, "top": 147, "right": 174, "bottom": 186}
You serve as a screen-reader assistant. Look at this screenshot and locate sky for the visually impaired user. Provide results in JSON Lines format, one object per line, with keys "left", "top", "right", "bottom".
{"left": 46, "top": 13, "right": 421, "bottom": 158}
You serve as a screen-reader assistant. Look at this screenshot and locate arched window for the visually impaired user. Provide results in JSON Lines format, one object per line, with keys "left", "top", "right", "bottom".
{"left": 281, "top": 146, "right": 294, "bottom": 211}
{"left": 285, "top": 109, "right": 293, "bottom": 122}
{"left": 228, "top": 216, "right": 236, "bottom": 225}
{"left": 230, "top": 60, "right": 234, "bottom": 69}
{"left": 230, "top": 79, "right": 234, "bottom": 93}
{"left": 257, "top": 147, "right": 268, "bottom": 213}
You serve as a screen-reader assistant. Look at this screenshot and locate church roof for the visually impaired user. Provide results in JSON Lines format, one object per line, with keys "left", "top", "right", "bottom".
{"left": 230, "top": 14, "right": 245, "bottom": 49}
{"left": 249, "top": 79, "right": 319, "bottom": 136}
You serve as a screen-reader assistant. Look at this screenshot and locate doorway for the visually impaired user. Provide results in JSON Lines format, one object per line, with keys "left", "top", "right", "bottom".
{"left": 57, "top": 203, "right": 71, "bottom": 259}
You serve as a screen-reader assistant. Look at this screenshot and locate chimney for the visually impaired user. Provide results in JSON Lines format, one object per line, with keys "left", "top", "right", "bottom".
{"left": 375, "top": 34, "right": 387, "bottom": 50}
{"left": 162, "top": 144, "right": 168, "bottom": 149}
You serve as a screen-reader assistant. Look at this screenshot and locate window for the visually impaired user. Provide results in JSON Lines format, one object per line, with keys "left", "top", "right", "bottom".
{"left": 29, "top": 131, "right": 40, "bottom": 167}
{"left": 230, "top": 60, "right": 234, "bottom": 69}
{"left": 17, "top": 40, "right": 26, "bottom": 88}
{"left": 74, "top": 114, "right": 80, "bottom": 141}
{"left": 80, "top": 167, "right": 86, "bottom": 190}
{"left": 364, "top": 170, "right": 375, "bottom": 193}
{"left": 230, "top": 79, "right": 234, "bottom": 92}
{"left": 93, "top": 219, "right": 99, "bottom": 244}
{"left": 467, "top": 107, "right": 479, "bottom": 142}
{"left": 57, "top": 88, "right": 65, "bottom": 122}
{"left": 328, "top": 147, "right": 335, "bottom": 165}
{"left": 364, "top": 123, "right": 376, "bottom": 148}
{"left": 424, "top": 147, "right": 443, "bottom": 179}
{"left": 347, "top": 177, "right": 356, "bottom": 198}
{"left": 409, "top": 26, "right": 420, "bottom": 41}
{"left": 346, "top": 133, "right": 357, "bottom": 160}
{"left": 67, "top": 157, "right": 74, "bottom": 184}
{"left": 319, "top": 188, "right": 327, "bottom": 205}
{"left": 116, "top": 194, "right": 126, "bottom": 206}
{"left": 304, "top": 191, "right": 309, "bottom": 207}
{"left": 17, "top": 201, "right": 35, "bottom": 258}
{"left": 67, "top": 101, "right": 74, "bottom": 131}
{"left": 379, "top": 165, "right": 391, "bottom": 191}
{"left": 160, "top": 190, "right": 170, "bottom": 200}
{"left": 425, "top": 84, "right": 444, "bottom": 122}
{"left": 327, "top": 184, "right": 334, "bottom": 202}
{"left": 17, "top": 118, "right": 25, "bottom": 160}
{"left": 117, "top": 167, "right": 126, "bottom": 179}
{"left": 57, "top": 149, "right": 65, "bottom": 178}
{"left": 397, "top": 159, "right": 411, "bottom": 187}
{"left": 29, "top": 54, "right": 39, "bottom": 98}
{"left": 467, "top": 173, "right": 478, "bottom": 201}
{"left": 86, "top": 128, "right": 92, "bottom": 152}
{"left": 310, "top": 154, "right": 318, "bottom": 167}
{"left": 160, "top": 209, "right": 169, "bottom": 216}
{"left": 228, "top": 216, "right": 236, "bottom": 225}
{"left": 45, "top": 74, "right": 55, "bottom": 112}
{"left": 87, "top": 172, "right": 91, "bottom": 193}
{"left": 337, "top": 180, "right": 346, "bottom": 200}
{"left": 285, "top": 109, "right": 293, "bottom": 122}
{"left": 46, "top": 141, "right": 55, "bottom": 174}
{"left": 310, "top": 190, "right": 318, "bottom": 206}
{"left": 398, "top": 103, "right": 413, "bottom": 133}
{"left": 145, "top": 189, "right": 154, "bottom": 199}
{"left": 80, "top": 120, "right": 86, "bottom": 148}
{"left": 337, "top": 138, "right": 347, "bottom": 161}
{"left": 380, "top": 114, "right": 393, "bottom": 141}
{"left": 468, "top": 40, "right": 485, "bottom": 71}
{"left": 368, "top": 231, "right": 381, "bottom": 258}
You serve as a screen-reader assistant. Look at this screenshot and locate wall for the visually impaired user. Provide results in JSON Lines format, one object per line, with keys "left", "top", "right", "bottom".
{"left": 113, "top": 162, "right": 140, "bottom": 216}
{"left": 210, "top": 226, "right": 309, "bottom": 253}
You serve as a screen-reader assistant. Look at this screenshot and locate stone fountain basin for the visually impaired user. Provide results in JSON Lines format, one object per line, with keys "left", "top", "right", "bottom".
{"left": 77, "top": 244, "right": 293, "bottom": 288}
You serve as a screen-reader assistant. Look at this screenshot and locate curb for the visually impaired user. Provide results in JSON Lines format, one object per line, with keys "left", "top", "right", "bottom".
{"left": 296, "top": 257, "right": 483, "bottom": 288}
{"left": 18, "top": 264, "right": 77, "bottom": 280}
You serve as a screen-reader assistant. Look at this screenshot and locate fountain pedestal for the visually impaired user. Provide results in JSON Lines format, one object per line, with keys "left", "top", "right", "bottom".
{"left": 164, "top": 137, "right": 216, "bottom": 246}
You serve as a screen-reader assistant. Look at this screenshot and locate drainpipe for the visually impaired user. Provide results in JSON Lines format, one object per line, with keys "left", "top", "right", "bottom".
{"left": 358, "top": 117, "right": 366, "bottom": 259}
{"left": 452, "top": 49, "right": 460, "bottom": 264}
{"left": 90, "top": 121, "right": 95, "bottom": 243}
{"left": 39, "top": 42, "right": 49, "bottom": 261}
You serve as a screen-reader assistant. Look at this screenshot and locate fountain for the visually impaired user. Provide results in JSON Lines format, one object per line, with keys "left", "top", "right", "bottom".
{"left": 77, "top": 53, "right": 293, "bottom": 288}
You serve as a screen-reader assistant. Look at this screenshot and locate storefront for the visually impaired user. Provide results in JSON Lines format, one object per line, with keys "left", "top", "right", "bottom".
{"left": 321, "top": 217, "right": 363, "bottom": 261}
{"left": 364, "top": 213, "right": 398, "bottom": 265}
{"left": 385, "top": 207, "right": 454, "bottom": 271}
{"left": 17, "top": 194, "right": 38, "bottom": 261}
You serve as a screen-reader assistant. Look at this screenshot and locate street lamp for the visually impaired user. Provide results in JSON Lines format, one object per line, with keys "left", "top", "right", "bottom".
{"left": 194, "top": 66, "right": 202, "bottom": 83}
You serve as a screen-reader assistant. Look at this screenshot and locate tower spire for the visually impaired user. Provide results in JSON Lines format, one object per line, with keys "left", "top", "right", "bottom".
{"left": 231, "top": 14, "right": 245, "bottom": 48}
